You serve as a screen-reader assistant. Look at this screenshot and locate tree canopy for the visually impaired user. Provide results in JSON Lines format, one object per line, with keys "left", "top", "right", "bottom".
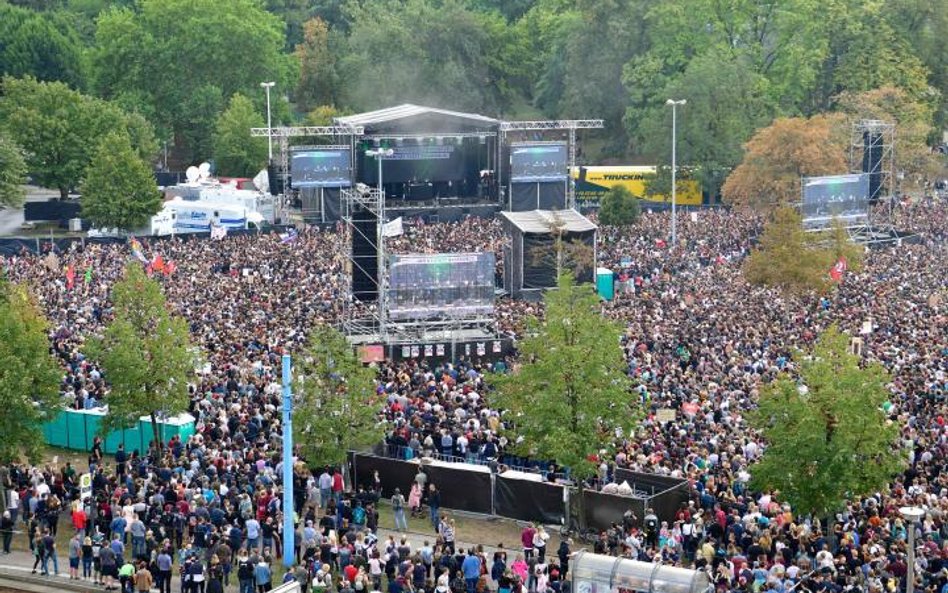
{"left": 81, "top": 132, "right": 163, "bottom": 232}
{"left": 0, "top": 76, "right": 157, "bottom": 199}
{"left": 598, "top": 184, "right": 641, "bottom": 226}
{"left": 0, "top": 278, "right": 64, "bottom": 464}
{"left": 213, "top": 94, "right": 268, "bottom": 178}
{"left": 90, "top": 0, "right": 289, "bottom": 159}
{"left": 0, "top": 0, "right": 945, "bottom": 179}
{"left": 87, "top": 263, "right": 198, "bottom": 451}
{"left": 490, "top": 273, "right": 638, "bottom": 479}
{"left": 722, "top": 116, "right": 848, "bottom": 209}
{"left": 292, "top": 325, "right": 384, "bottom": 467}
{"left": 0, "top": 134, "right": 28, "bottom": 209}
{"left": 749, "top": 326, "right": 904, "bottom": 517}
{"left": 743, "top": 207, "right": 864, "bottom": 294}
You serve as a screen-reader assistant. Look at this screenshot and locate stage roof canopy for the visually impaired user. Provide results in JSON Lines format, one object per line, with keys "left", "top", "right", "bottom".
{"left": 501, "top": 209, "right": 597, "bottom": 234}
{"left": 335, "top": 104, "right": 499, "bottom": 135}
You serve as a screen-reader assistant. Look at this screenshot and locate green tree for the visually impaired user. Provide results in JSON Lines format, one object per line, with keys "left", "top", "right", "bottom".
{"left": 0, "top": 4, "right": 87, "bottom": 88}
{"left": 87, "top": 263, "right": 197, "bottom": 452}
{"left": 294, "top": 17, "right": 341, "bottom": 113}
{"left": 628, "top": 49, "right": 775, "bottom": 195}
{"left": 0, "top": 279, "right": 64, "bottom": 464}
{"left": 490, "top": 273, "right": 638, "bottom": 480}
{"left": 598, "top": 185, "right": 641, "bottom": 226}
{"left": 293, "top": 325, "right": 383, "bottom": 467}
{"left": 749, "top": 326, "right": 904, "bottom": 517}
{"left": 0, "top": 134, "right": 28, "bottom": 208}
{"left": 743, "top": 207, "right": 863, "bottom": 294}
{"left": 90, "top": 0, "right": 289, "bottom": 159}
{"left": 213, "top": 94, "right": 268, "bottom": 178}
{"left": 0, "top": 76, "right": 157, "bottom": 199}
{"left": 340, "top": 0, "right": 529, "bottom": 113}
{"left": 81, "top": 132, "right": 163, "bottom": 232}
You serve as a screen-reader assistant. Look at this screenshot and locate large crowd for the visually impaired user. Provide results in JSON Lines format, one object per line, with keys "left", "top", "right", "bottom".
{"left": 0, "top": 197, "right": 945, "bottom": 593}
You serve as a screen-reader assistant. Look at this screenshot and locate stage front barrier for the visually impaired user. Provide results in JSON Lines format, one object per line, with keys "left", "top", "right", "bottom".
{"left": 43, "top": 408, "right": 196, "bottom": 454}
{"left": 351, "top": 453, "right": 686, "bottom": 528}
{"left": 571, "top": 551, "right": 709, "bottom": 593}
{"left": 351, "top": 453, "right": 567, "bottom": 523}
{"left": 494, "top": 470, "right": 567, "bottom": 524}
{"left": 584, "top": 469, "right": 690, "bottom": 532}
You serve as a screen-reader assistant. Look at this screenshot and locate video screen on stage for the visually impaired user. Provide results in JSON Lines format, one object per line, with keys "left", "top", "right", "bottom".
{"left": 802, "top": 173, "right": 870, "bottom": 230}
{"left": 290, "top": 148, "right": 352, "bottom": 188}
{"left": 360, "top": 143, "right": 468, "bottom": 185}
{"left": 510, "top": 143, "right": 568, "bottom": 182}
{"left": 388, "top": 253, "right": 495, "bottom": 321}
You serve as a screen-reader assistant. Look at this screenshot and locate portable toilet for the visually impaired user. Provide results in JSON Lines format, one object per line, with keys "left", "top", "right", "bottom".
{"left": 596, "top": 267, "right": 614, "bottom": 300}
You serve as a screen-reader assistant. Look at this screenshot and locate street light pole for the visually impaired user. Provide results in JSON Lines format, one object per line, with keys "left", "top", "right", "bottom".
{"left": 901, "top": 506, "right": 924, "bottom": 593}
{"left": 260, "top": 81, "right": 276, "bottom": 161}
{"left": 665, "top": 99, "right": 686, "bottom": 246}
{"left": 365, "top": 148, "right": 394, "bottom": 198}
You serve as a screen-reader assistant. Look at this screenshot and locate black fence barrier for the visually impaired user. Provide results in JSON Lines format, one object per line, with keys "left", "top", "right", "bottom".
{"left": 351, "top": 453, "right": 683, "bottom": 530}
{"left": 582, "top": 489, "right": 646, "bottom": 532}
{"left": 495, "top": 474, "right": 565, "bottom": 524}
{"left": 352, "top": 454, "right": 493, "bottom": 515}
{"left": 24, "top": 200, "right": 81, "bottom": 223}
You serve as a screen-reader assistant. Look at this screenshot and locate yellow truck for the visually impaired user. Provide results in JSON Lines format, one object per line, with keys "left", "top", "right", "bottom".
{"left": 572, "top": 166, "right": 704, "bottom": 207}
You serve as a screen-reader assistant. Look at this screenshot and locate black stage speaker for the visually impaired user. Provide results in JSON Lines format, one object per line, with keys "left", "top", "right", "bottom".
{"left": 862, "top": 132, "right": 884, "bottom": 202}
{"left": 351, "top": 203, "right": 379, "bottom": 302}
{"left": 267, "top": 161, "right": 282, "bottom": 196}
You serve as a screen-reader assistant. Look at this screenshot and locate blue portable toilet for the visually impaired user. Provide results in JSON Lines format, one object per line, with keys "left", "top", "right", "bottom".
{"left": 596, "top": 267, "right": 614, "bottom": 301}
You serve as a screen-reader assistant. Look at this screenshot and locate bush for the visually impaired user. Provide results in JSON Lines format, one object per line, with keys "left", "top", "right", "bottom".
{"left": 598, "top": 185, "right": 641, "bottom": 226}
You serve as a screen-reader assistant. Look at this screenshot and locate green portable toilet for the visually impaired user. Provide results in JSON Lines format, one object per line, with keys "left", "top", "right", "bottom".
{"left": 67, "top": 410, "right": 87, "bottom": 450}
{"left": 596, "top": 267, "right": 615, "bottom": 301}
{"left": 44, "top": 409, "right": 69, "bottom": 448}
{"left": 104, "top": 425, "right": 124, "bottom": 455}
{"left": 83, "top": 408, "right": 106, "bottom": 451}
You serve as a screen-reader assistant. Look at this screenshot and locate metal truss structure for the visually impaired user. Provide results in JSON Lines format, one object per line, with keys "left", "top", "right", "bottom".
{"left": 850, "top": 120, "right": 896, "bottom": 219}
{"left": 498, "top": 120, "right": 605, "bottom": 208}
{"left": 340, "top": 186, "right": 495, "bottom": 346}
{"left": 250, "top": 127, "right": 363, "bottom": 222}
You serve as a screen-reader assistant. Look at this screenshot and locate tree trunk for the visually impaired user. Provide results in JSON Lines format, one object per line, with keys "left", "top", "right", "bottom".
{"left": 60, "top": 186, "right": 69, "bottom": 200}
{"left": 150, "top": 411, "right": 163, "bottom": 453}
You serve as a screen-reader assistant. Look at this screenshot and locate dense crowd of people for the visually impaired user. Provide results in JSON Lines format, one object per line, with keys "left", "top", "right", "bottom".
{"left": 0, "top": 197, "right": 945, "bottom": 593}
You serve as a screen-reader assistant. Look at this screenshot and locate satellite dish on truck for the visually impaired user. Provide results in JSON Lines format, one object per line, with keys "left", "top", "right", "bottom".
{"left": 185, "top": 166, "right": 200, "bottom": 184}
{"left": 198, "top": 162, "right": 211, "bottom": 180}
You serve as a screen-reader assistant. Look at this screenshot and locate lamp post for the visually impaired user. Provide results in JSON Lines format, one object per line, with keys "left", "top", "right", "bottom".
{"left": 365, "top": 148, "right": 394, "bottom": 198}
{"left": 260, "top": 82, "right": 276, "bottom": 161}
{"left": 665, "top": 99, "right": 686, "bottom": 246}
{"left": 900, "top": 506, "right": 924, "bottom": 593}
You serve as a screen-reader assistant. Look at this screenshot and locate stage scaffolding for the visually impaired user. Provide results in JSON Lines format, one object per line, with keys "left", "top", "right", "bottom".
{"left": 499, "top": 120, "right": 604, "bottom": 208}
{"left": 340, "top": 186, "right": 495, "bottom": 346}
{"left": 250, "top": 125, "right": 363, "bottom": 221}
{"left": 849, "top": 120, "right": 898, "bottom": 242}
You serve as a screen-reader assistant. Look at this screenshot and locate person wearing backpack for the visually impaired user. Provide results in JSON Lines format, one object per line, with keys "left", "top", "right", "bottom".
{"left": 391, "top": 489, "right": 408, "bottom": 533}
{"left": 237, "top": 551, "right": 255, "bottom": 593}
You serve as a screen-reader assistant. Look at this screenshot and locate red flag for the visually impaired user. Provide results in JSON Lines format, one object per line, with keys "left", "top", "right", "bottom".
{"left": 152, "top": 254, "right": 165, "bottom": 274}
{"left": 166, "top": 261, "right": 177, "bottom": 276}
{"left": 655, "top": 238, "right": 667, "bottom": 249}
{"left": 145, "top": 264, "right": 154, "bottom": 277}
{"left": 829, "top": 256, "right": 848, "bottom": 282}
{"left": 65, "top": 265, "right": 75, "bottom": 290}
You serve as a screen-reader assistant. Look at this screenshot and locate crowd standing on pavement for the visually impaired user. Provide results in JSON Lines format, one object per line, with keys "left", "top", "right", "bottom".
{"left": 0, "top": 198, "right": 945, "bottom": 593}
